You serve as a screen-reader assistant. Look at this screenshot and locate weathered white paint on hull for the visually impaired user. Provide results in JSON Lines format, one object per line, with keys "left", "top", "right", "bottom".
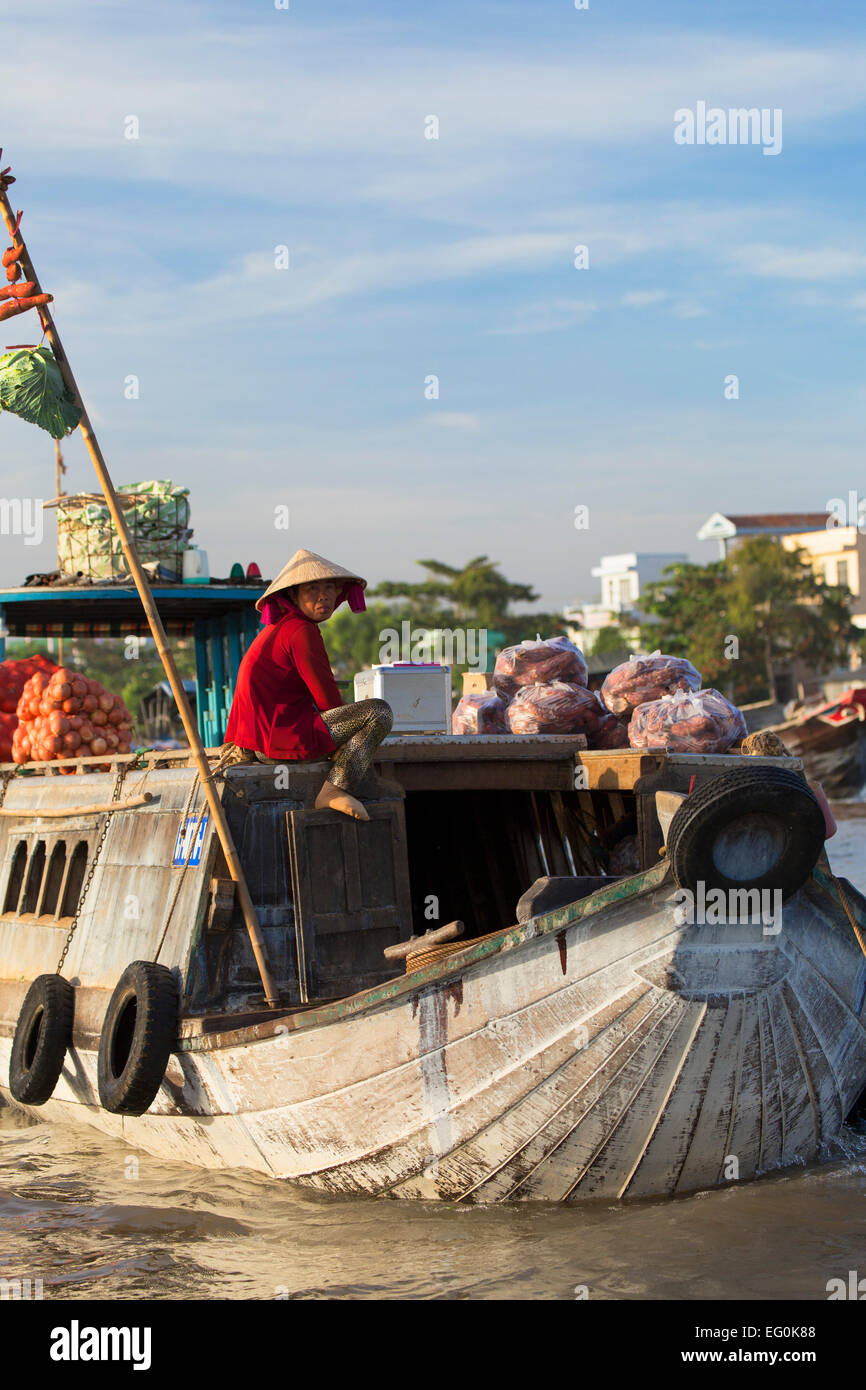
{"left": 3, "top": 869, "right": 866, "bottom": 1202}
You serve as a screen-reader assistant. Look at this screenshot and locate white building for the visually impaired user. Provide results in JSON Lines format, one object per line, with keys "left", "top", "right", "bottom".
{"left": 590, "top": 553, "right": 688, "bottom": 613}
{"left": 697, "top": 511, "right": 831, "bottom": 559}
{"left": 566, "top": 552, "right": 688, "bottom": 653}
{"left": 697, "top": 511, "right": 866, "bottom": 631}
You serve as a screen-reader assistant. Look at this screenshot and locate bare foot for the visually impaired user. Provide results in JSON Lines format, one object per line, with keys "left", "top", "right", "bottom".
{"left": 315, "top": 779, "right": 370, "bottom": 821}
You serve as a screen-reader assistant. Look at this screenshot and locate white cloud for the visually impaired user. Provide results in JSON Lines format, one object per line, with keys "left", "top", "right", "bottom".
{"left": 489, "top": 299, "right": 598, "bottom": 335}
{"left": 3, "top": 15, "right": 866, "bottom": 205}
{"left": 723, "top": 243, "right": 866, "bottom": 281}
{"left": 428, "top": 413, "right": 480, "bottom": 431}
{"left": 45, "top": 232, "right": 573, "bottom": 333}
{"left": 621, "top": 290, "right": 669, "bottom": 308}
{"left": 2, "top": 4, "right": 865, "bottom": 608}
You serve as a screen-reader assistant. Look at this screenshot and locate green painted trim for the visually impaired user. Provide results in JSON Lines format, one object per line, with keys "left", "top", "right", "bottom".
{"left": 179, "top": 859, "right": 671, "bottom": 1053}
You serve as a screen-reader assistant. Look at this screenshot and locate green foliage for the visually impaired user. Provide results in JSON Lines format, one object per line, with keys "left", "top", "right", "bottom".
{"left": 365, "top": 556, "right": 568, "bottom": 692}
{"left": 320, "top": 603, "right": 413, "bottom": 681}
{"left": 374, "top": 556, "right": 541, "bottom": 627}
{"left": 372, "top": 557, "right": 564, "bottom": 643}
{"left": 592, "top": 625, "right": 632, "bottom": 658}
{"left": 639, "top": 538, "right": 860, "bottom": 702}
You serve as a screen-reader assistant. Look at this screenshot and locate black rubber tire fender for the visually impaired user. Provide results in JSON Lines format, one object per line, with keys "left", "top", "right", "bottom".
{"left": 9, "top": 974, "right": 74, "bottom": 1105}
{"left": 667, "top": 766, "right": 826, "bottom": 901}
{"left": 97, "top": 961, "right": 178, "bottom": 1116}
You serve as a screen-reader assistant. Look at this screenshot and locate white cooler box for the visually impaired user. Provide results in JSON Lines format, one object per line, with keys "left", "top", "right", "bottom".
{"left": 353, "top": 663, "right": 451, "bottom": 733}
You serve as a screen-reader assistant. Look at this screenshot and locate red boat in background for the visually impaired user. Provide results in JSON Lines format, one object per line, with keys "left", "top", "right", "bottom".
{"left": 767, "top": 688, "right": 866, "bottom": 800}
{"left": 812, "top": 688, "right": 866, "bottom": 724}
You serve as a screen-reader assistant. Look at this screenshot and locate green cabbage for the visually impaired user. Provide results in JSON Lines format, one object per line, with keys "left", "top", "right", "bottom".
{"left": 0, "top": 346, "right": 81, "bottom": 439}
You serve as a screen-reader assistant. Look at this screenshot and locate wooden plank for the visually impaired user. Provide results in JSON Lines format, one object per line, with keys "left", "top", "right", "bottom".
{"left": 394, "top": 982, "right": 661, "bottom": 1200}
{"left": 574, "top": 749, "right": 802, "bottom": 791}
{"left": 674, "top": 998, "right": 746, "bottom": 1193}
{"left": 573, "top": 1001, "right": 709, "bottom": 1200}
{"left": 575, "top": 751, "right": 662, "bottom": 790}
{"left": 663, "top": 752, "right": 802, "bottom": 770}
{"left": 0, "top": 751, "right": 143, "bottom": 773}
{"left": 492, "top": 996, "right": 684, "bottom": 1201}
{"left": 375, "top": 735, "right": 587, "bottom": 762}
{"left": 287, "top": 814, "right": 309, "bottom": 1003}
{"left": 624, "top": 1005, "right": 727, "bottom": 1200}
{"left": 0, "top": 793, "right": 152, "bottom": 817}
{"left": 287, "top": 801, "right": 412, "bottom": 995}
{"left": 721, "top": 1003, "right": 763, "bottom": 1182}
{"left": 637, "top": 794, "right": 665, "bottom": 871}
{"left": 381, "top": 761, "right": 576, "bottom": 792}
{"left": 766, "top": 985, "right": 823, "bottom": 1159}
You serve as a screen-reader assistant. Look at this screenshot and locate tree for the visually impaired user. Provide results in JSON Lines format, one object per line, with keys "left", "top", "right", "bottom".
{"left": 592, "top": 625, "right": 633, "bottom": 658}
{"left": 320, "top": 602, "right": 414, "bottom": 682}
{"left": 639, "top": 559, "right": 730, "bottom": 685}
{"left": 371, "top": 556, "right": 564, "bottom": 645}
{"left": 639, "top": 538, "right": 859, "bottom": 703}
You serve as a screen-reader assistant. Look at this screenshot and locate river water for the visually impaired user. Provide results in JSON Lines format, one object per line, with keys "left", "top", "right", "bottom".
{"left": 2, "top": 812, "right": 865, "bottom": 1303}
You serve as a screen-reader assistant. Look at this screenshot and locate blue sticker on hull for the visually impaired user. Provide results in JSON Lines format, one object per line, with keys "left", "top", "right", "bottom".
{"left": 173, "top": 814, "right": 208, "bottom": 866}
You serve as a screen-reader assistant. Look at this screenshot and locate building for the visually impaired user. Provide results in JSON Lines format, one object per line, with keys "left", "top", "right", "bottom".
{"left": 565, "top": 552, "right": 687, "bottom": 654}
{"left": 697, "top": 512, "right": 830, "bottom": 558}
{"left": 697, "top": 512, "right": 866, "bottom": 632}
{"left": 591, "top": 553, "right": 689, "bottom": 613}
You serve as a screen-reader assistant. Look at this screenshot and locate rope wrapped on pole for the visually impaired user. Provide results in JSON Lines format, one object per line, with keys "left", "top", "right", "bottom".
{"left": 0, "top": 154, "right": 280, "bottom": 1007}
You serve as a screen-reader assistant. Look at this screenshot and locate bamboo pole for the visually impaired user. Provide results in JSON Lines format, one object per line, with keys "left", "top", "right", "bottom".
{"left": 0, "top": 792, "right": 152, "bottom": 817}
{"left": 0, "top": 173, "right": 280, "bottom": 1006}
{"left": 54, "top": 440, "right": 65, "bottom": 665}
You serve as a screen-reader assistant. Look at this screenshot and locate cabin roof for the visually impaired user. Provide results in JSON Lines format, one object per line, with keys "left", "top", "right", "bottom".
{"left": 0, "top": 582, "right": 265, "bottom": 638}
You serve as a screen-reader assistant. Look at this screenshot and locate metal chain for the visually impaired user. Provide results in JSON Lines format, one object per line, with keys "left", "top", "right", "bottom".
{"left": 55, "top": 761, "right": 127, "bottom": 975}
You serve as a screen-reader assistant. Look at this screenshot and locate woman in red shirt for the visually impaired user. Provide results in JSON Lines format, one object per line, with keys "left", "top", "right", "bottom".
{"left": 224, "top": 549, "right": 392, "bottom": 821}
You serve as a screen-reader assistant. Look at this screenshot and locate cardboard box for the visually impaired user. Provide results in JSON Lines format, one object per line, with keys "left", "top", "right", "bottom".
{"left": 462, "top": 672, "right": 494, "bottom": 694}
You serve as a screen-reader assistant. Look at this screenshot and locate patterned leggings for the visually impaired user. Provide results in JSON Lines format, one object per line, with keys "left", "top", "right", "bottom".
{"left": 249, "top": 698, "right": 393, "bottom": 793}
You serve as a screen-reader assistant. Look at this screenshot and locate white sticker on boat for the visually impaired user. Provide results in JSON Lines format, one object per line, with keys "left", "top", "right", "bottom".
{"left": 173, "top": 814, "right": 208, "bottom": 866}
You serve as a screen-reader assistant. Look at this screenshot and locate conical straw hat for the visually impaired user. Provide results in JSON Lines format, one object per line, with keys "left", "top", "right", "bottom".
{"left": 255, "top": 548, "right": 367, "bottom": 612}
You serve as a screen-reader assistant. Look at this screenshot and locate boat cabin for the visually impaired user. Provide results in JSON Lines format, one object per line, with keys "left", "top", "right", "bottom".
{"left": 0, "top": 736, "right": 804, "bottom": 1044}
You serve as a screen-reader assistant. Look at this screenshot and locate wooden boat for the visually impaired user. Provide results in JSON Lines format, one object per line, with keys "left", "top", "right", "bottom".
{"left": 758, "top": 692, "right": 866, "bottom": 800}
{"left": 3, "top": 739, "right": 866, "bottom": 1202}
{"left": 3, "top": 155, "right": 866, "bottom": 1202}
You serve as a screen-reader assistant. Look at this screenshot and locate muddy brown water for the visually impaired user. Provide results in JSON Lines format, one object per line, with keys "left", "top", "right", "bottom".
{"left": 1, "top": 810, "right": 865, "bottom": 1302}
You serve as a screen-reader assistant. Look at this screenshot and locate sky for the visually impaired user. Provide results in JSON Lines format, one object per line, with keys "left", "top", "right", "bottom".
{"left": 1, "top": 0, "right": 864, "bottom": 613}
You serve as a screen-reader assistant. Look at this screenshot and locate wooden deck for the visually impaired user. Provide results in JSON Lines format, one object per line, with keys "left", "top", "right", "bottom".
{"left": 371, "top": 735, "right": 802, "bottom": 793}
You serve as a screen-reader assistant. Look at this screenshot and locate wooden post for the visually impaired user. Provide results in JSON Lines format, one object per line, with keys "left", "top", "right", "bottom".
{"left": 0, "top": 179, "right": 280, "bottom": 1007}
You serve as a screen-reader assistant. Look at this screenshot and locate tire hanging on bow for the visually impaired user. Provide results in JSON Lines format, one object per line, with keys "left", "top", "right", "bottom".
{"left": 97, "top": 961, "right": 178, "bottom": 1116}
{"left": 9, "top": 974, "right": 74, "bottom": 1105}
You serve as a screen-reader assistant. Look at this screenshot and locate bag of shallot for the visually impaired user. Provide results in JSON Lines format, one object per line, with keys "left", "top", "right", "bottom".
{"left": 601, "top": 651, "right": 701, "bottom": 718}
{"left": 451, "top": 690, "right": 509, "bottom": 735}
{"left": 589, "top": 711, "right": 630, "bottom": 749}
{"left": 628, "top": 687, "right": 747, "bottom": 753}
{"left": 493, "top": 635, "right": 587, "bottom": 700}
{"left": 506, "top": 681, "right": 604, "bottom": 736}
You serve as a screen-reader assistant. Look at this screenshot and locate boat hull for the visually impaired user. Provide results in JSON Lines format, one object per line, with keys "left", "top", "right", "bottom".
{"left": 3, "top": 862, "right": 866, "bottom": 1203}
{"left": 767, "top": 713, "right": 866, "bottom": 799}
